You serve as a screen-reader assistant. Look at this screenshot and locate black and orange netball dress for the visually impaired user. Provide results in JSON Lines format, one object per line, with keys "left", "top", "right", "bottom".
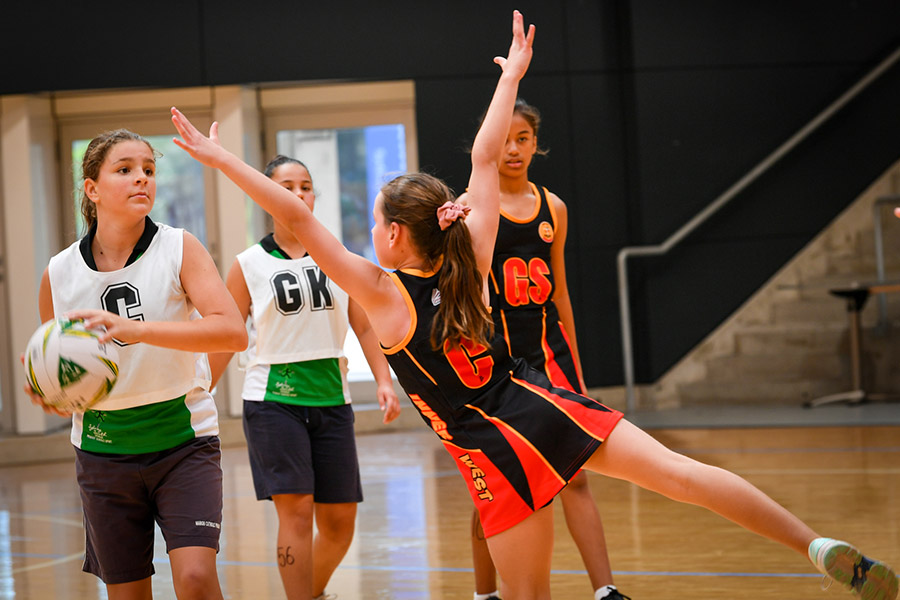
{"left": 382, "top": 265, "right": 622, "bottom": 536}
{"left": 489, "top": 182, "right": 584, "bottom": 393}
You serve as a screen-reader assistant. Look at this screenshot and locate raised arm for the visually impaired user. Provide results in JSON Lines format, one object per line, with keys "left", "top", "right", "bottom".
{"left": 171, "top": 108, "right": 406, "bottom": 343}
{"left": 465, "top": 10, "right": 535, "bottom": 278}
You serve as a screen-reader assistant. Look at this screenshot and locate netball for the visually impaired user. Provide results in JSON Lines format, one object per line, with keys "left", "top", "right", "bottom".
{"left": 23, "top": 318, "right": 119, "bottom": 413}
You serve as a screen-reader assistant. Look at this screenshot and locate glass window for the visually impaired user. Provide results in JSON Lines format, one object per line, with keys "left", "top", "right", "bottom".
{"left": 275, "top": 124, "right": 408, "bottom": 381}
{"left": 275, "top": 124, "right": 407, "bottom": 264}
{"left": 70, "top": 135, "right": 208, "bottom": 244}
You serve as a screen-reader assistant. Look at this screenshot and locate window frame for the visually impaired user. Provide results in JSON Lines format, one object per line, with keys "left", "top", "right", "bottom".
{"left": 259, "top": 80, "right": 417, "bottom": 396}
{"left": 55, "top": 88, "right": 218, "bottom": 254}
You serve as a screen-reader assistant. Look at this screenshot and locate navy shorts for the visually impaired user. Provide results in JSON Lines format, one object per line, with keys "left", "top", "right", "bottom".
{"left": 74, "top": 436, "right": 223, "bottom": 584}
{"left": 243, "top": 401, "right": 362, "bottom": 503}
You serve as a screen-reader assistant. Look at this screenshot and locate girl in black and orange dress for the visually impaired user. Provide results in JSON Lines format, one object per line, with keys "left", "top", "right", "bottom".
{"left": 461, "top": 99, "right": 626, "bottom": 600}
{"left": 171, "top": 11, "right": 897, "bottom": 600}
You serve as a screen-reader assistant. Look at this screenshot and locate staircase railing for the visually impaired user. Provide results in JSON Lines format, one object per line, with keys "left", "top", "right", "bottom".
{"left": 617, "top": 45, "right": 900, "bottom": 414}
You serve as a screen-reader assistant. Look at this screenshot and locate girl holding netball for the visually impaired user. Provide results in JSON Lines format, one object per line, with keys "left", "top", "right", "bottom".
{"left": 171, "top": 11, "right": 897, "bottom": 600}
{"left": 207, "top": 154, "right": 400, "bottom": 600}
{"left": 30, "top": 129, "right": 247, "bottom": 599}
{"left": 459, "top": 99, "right": 626, "bottom": 600}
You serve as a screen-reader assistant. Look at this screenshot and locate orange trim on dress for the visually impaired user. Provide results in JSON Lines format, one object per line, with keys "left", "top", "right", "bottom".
{"left": 488, "top": 269, "right": 501, "bottom": 295}
{"left": 397, "top": 255, "right": 443, "bottom": 279}
{"left": 402, "top": 348, "right": 437, "bottom": 386}
{"left": 499, "top": 181, "right": 542, "bottom": 223}
{"left": 509, "top": 374, "right": 613, "bottom": 443}
{"left": 542, "top": 184, "right": 559, "bottom": 235}
{"left": 464, "top": 401, "right": 568, "bottom": 487}
{"left": 382, "top": 272, "right": 419, "bottom": 355}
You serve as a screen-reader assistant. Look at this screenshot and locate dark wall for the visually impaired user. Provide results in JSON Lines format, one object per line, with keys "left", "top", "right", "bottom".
{"left": 625, "top": 1, "right": 900, "bottom": 380}
{"left": 4, "top": 1, "right": 900, "bottom": 385}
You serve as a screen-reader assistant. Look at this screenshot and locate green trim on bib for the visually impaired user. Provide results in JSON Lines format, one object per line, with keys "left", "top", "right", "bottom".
{"left": 80, "top": 395, "right": 195, "bottom": 453}
{"left": 265, "top": 358, "right": 345, "bottom": 406}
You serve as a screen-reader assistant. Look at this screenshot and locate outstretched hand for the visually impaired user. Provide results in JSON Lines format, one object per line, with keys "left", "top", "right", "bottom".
{"left": 493, "top": 10, "right": 535, "bottom": 80}
{"left": 171, "top": 107, "right": 225, "bottom": 168}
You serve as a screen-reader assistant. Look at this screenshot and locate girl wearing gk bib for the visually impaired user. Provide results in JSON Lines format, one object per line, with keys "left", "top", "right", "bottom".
{"left": 29, "top": 129, "right": 247, "bottom": 599}
{"left": 459, "top": 99, "right": 626, "bottom": 600}
{"left": 171, "top": 11, "right": 897, "bottom": 600}
{"left": 208, "top": 155, "right": 400, "bottom": 600}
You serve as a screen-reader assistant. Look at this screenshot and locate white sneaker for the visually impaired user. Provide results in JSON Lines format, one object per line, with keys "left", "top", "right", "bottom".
{"left": 809, "top": 538, "right": 898, "bottom": 600}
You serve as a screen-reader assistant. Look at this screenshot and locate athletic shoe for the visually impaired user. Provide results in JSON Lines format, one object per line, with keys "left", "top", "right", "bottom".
{"left": 312, "top": 594, "right": 337, "bottom": 600}
{"left": 809, "top": 538, "right": 899, "bottom": 600}
{"left": 596, "top": 586, "right": 632, "bottom": 600}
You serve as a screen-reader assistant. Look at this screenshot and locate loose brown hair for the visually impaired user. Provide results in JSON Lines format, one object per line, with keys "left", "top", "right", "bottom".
{"left": 79, "top": 129, "right": 156, "bottom": 231}
{"left": 379, "top": 173, "right": 494, "bottom": 350}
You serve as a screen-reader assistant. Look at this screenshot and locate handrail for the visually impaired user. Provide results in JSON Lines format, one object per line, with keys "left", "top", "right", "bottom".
{"left": 617, "top": 45, "right": 900, "bottom": 414}
{"left": 872, "top": 194, "right": 900, "bottom": 334}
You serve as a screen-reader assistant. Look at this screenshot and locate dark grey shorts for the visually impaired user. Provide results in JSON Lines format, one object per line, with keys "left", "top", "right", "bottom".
{"left": 242, "top": 401, "right": 362, "bottom": 503}
{"left": 74, "top": 436, "right": 223, "bottom": 584}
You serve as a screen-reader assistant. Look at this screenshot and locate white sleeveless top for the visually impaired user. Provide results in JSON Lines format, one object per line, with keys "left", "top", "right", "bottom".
{"left": 48, "top": 224, "right": 214, "bottom": 429}
{"left": 237, "top": 243, "right": 351, "bottom": 401}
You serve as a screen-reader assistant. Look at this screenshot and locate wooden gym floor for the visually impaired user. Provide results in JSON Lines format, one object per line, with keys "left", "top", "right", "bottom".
{"left": 1, "top": 414, "right": 898, "bottom": 599}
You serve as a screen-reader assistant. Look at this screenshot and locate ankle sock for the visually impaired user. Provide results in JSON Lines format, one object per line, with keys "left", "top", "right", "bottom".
{"left": 808, "top": 537, "right": 830, "bottom": 566}
{"left": 595, "top": 585, "right": 619, "bottom": 600}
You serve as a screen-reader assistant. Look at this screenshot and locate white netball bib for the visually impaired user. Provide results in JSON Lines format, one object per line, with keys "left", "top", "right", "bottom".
{"left": 237, "top": 244, "right": 351, "bottom": 402}
{"left": 48, "top": 224, "right": 212, "bottom": 412}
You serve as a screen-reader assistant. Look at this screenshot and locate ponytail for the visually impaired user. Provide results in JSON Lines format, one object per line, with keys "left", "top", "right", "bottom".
{"left": 379, "top": 174, "right": 493, "bottom": 350}
{"left": 434, "top": 219, "right": 494, "bottom": 350}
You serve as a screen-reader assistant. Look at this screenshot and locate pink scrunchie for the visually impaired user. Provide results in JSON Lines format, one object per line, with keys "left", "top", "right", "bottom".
{"left": 437, "top": 201, "right": 471, "bottom": 231}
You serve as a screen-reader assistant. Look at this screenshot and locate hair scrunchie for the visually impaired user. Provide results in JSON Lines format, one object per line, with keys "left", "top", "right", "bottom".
{"left": 437, "top": 201, "right": 472, "bottom": 231}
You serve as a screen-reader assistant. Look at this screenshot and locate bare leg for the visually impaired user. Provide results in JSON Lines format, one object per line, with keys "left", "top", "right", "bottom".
{"left": 559, "top": 472, "right": 615, "bottom": 590}
{"left": 106, "top": 578, "right": 153, "bottom": 600}
{"left": 471, "top": 508, "right": 500, "bottom": 595}
{"left": 583, "top": 419, "right": 818, "bottom": 556}
{"left": 169, "top": 546, "right": 223, "bottom": 600}
{"left": 272, "top": 493, "right": 315, "bottom": 600}
{"left": 485, "top": 505, "right": 554, "bottom": 600}
{"left": 311, "top": 502, "right": 357, "bottom": 597}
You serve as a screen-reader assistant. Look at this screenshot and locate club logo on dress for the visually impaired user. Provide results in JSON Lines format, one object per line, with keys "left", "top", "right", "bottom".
{"left": 431, "top": 288, "right": 442, "bottom": 306}
{"left": 539, "top": 221, "right": 554, "bottom": 243}
{"left": 459, "top": 453, "right": 493, "bottom": 501}
{"left": 409, "top": 394, "right": 452, "bottom": 440}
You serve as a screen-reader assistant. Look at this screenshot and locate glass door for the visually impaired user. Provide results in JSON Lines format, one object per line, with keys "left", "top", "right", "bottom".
{"left": 261, "top": 81, "right": 417, "bottom": 386}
